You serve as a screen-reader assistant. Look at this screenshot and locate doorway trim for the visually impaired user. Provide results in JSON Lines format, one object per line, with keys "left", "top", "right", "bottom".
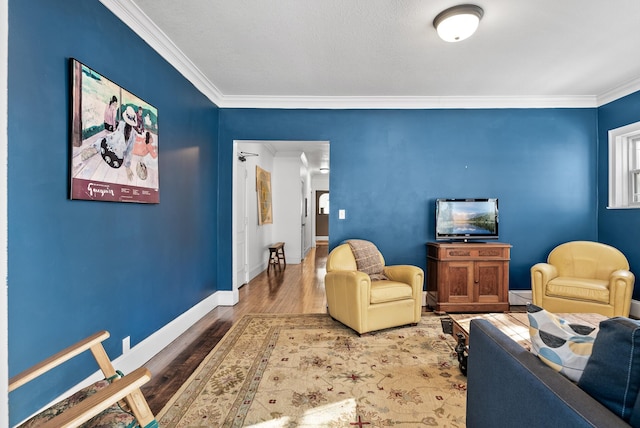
{"left": 230, "top": 140, "right": 242, "bottom": 304}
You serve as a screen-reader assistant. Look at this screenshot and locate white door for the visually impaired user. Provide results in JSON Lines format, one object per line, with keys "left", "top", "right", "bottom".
{"left": 301, "top": 181, "right": 305, "bottom": 259}
{"left": 236, "top": 159, "right": 248, "bottom": 286}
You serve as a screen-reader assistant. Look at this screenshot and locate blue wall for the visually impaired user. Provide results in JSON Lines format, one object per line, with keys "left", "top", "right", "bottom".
{"left": 8, "top": 0, "right": 621, "bottom": 424}
{"left": 218, "top": 108, "right": 599, "bottom": 291}
{"left": 8, "top": 0, "right": 220, "bottom": 423}
{"left": 597, "top": 91, "right": 640, "bottom": 301}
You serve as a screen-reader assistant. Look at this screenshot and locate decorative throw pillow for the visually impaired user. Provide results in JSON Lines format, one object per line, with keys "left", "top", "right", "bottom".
{"left": 347, "top": 239, "right": 387, "bottom": 280}
{"left": 577, "top": 317, "right": 640, "bottom": 424}
{"left": 527, "top": 303, "right": 598, "bottom": 382}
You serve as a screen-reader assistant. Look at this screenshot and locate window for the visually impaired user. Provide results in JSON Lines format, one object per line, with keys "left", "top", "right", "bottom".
{"left": 318, "top": 193, "right": 329, "bottom": 215}
{"left": 608, "top": 121, "right": 640, "bottom": 208}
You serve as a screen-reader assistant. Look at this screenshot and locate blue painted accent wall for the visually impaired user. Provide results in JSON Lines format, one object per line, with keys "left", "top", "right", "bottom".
{"left": 597, "top": 90, "right": 640, "bottom": 300}
{"left": 8, "top": 0, "right": 220, "bottom": 423}
{"left": 7, "top": 1, "right": 614, "bottom": 424}
{"left": 218, "top": 108, "right": 599, "bottom": 292}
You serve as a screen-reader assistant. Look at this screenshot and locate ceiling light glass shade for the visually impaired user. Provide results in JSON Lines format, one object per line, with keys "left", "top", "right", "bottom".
{"left": 433, "top": 4, "right": 484, "bottom": 42}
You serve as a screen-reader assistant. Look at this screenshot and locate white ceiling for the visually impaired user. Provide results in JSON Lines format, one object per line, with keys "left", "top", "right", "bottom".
{"left": 262, "top": 141, "right": 330, "bottom": 176}
{"left": 100, "top": 0, "right": 640, "bottom": 171}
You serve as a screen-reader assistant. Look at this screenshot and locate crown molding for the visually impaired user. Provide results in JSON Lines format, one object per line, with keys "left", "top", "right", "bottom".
{"left": 217, "top": 94, "right": 598, "bottom": 109}
{"left": 99, "top": 0, "right": 224, "bottom": 105}
{"left": 597, "top": 76, "right": 640, "bottom": 107}
{"left": 100, "top": 0, "right": 632, "bottom": 110}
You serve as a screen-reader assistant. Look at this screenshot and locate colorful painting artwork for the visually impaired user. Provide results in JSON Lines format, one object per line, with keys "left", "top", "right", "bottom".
{"left": 256, "top": 165, "right": 273, "bottom": 225}
{"left": 70, "top": 59, "right": 159, "bottom": 203}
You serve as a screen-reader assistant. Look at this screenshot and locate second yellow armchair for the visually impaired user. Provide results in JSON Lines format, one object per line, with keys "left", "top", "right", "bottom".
{"left": 531, "top": 241, "right": 634, "bottom": 317}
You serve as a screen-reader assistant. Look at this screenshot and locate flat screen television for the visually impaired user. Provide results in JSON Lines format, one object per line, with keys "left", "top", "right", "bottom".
{"left": 435, "top": 198, "right": 499, "bottom": 241}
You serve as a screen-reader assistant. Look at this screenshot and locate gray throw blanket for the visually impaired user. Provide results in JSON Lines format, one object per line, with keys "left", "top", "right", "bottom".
{"left": 347, "top": 239, "right": 388, "bottom": 281}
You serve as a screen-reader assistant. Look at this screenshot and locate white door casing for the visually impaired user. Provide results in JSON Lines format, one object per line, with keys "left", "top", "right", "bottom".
{"left": 235, "top": 147, "right": 248, "bottom": 288}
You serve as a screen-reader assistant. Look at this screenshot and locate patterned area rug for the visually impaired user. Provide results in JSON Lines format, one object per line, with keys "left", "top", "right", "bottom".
{"left": 157, "top": 313, "right": 466, "bottom": 427}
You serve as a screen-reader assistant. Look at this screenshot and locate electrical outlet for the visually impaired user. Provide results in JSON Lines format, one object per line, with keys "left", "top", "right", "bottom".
{"left": 122, "top": 336, "right": 130, "bottom": 354}
{"left": 339, "top": 209, "right": 346, "bottom": 219}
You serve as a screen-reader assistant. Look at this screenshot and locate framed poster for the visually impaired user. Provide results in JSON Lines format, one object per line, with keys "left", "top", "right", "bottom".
{"left": 70, "top": 59, "right": 159, "bottom": 203}
{"left": 256, "top": 165, "right": 273, "bottom": 225}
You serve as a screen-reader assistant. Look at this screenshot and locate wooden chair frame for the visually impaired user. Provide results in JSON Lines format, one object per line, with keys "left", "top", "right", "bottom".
{"left": 9, "top": 331, "right": 156, "bottom": 428}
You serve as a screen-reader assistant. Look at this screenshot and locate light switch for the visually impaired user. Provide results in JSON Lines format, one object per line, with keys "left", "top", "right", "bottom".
{"left": 339, "top": 209, "right": 346, "bottom": 219}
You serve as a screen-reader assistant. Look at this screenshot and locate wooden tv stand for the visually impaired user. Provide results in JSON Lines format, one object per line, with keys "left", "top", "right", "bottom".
{"left": 426, "top": 241, "right": 511, "bottom": 313}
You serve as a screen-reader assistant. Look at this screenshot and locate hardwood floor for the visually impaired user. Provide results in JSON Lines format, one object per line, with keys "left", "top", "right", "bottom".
{"left": 141, "top": 243, "right": 330, "bottom": 415}
{"left": 139, "top": 243, "right": 526, "bottom": 416}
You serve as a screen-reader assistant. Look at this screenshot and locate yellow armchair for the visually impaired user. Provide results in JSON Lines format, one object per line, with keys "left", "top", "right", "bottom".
{"left": 531, "top": 241, "right": 635, "bottom": 317}
{"left": 324, "top": 241, "right": 424, "bottom": 335}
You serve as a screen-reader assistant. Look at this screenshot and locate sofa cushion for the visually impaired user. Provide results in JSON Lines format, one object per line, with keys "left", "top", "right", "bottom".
{"left": 546, "top": 277, "right": 610, "bottom": 304}
{"left": 578, "top": 317, "right": 640, "bottom": 424}
{"left": 468, "top": 318, "right": 632, "bottom": 428}
{"left": 527, "top": 303, "right": 598, "bottom": 382}
{"left": 369, "top": 281, "right": 412, "bottom": 304}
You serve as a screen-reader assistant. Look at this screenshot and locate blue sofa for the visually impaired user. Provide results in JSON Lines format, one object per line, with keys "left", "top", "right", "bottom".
{"left": 465, "top": 319, "right": 630, "bottom": 427}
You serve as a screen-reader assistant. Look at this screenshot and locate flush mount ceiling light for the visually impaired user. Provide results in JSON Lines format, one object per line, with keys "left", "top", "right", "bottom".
{"left": 433, "top": 4, "right": 484, "bottom": 42}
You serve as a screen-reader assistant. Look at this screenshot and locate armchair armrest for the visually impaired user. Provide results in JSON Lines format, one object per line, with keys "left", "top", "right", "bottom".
{"left": 383, "top": 265, "right": 424, "bottom": 297}
{"left": 38, "top": 367, "right": 154, "bottom": 428}
{"left": 325, "top": 271, "right": 371, "bottom": 302}
{"left": 325, "top": 271, "right": 371, "bottom": 332}
{"left": 530, "top": 263, "right": 558, "bottom": 305}
{"left": 609, "top": 269, "right": 635, "bottom": 316}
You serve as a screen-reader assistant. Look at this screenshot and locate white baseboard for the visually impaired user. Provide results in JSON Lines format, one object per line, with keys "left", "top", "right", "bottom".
{"left": 422, "top": 291, "right": 534, "bottom": 309}
{"left": 22, "top": 289, "right": 236, "bottom": 425}
{"left": 249, "top": 259, "right": 303, "bottom": 281}
{"left": 112, "top": 290, "right": 236, "bottom": 374}
{"left": 250, "top": 263, "right": 267, "bottom": 281}
{"left": 509, "top": 290, "right": 640, "bottom": 318}
{"left": 428, "top": 290, "right": 640, "bottom": 318}
{"left": 509, "top": 290, "right": 533, "bottom": 306}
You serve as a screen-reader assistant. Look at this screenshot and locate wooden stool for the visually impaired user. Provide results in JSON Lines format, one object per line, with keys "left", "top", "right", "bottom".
{"left": 268, "top": 242, "right": 286, "bottom": 271}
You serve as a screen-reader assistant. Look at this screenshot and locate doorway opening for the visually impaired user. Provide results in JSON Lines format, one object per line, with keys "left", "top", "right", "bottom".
{"left": 232, "top": 140, "right": 330, "bottom": 300}
{"left": 316, "top": 190, "right": 329, "bottom": 243}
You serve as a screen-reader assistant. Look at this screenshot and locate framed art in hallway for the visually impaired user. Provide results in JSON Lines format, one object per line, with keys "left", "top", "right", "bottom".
{"left": 69, "top": 58, "right": 159, "bottom": 203}
{"left": 256, "top": 165, "right": 273, "bottom": 225}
